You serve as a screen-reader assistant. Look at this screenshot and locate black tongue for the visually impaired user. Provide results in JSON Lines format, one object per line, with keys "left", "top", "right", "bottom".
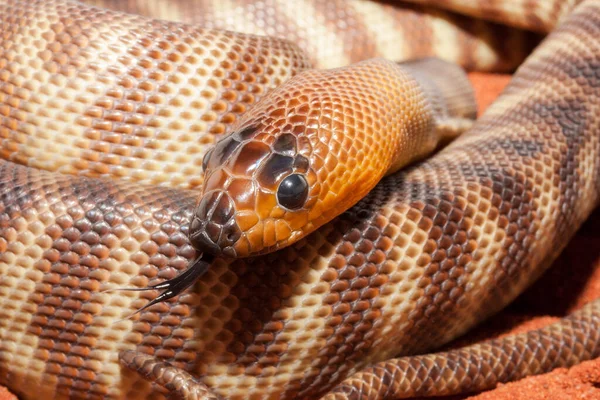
{"left": 146, "top": 252, "right": 215, "bottom": 302}
{"left": 114, "top": 253, "right": 215, "bottom": 319}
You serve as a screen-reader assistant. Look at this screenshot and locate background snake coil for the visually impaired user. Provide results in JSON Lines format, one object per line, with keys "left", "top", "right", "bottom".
{"left": 1, "top": 0, "right": 600, "bottom": 399}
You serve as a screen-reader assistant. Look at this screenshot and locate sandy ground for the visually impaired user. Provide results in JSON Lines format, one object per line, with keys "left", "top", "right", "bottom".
{"left": 1, "top": 73, "right": 598, "bottom": 399}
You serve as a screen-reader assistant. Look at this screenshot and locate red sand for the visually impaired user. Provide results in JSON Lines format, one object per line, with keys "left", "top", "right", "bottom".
{"left": 468, "top": 72, "right": 512, "bottom": 117}
{"left": 1, "top": 73, "right": 598, "bottom": 399}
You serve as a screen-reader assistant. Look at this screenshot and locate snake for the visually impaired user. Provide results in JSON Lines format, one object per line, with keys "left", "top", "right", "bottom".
{"left": 1, "top": 0, "right": 600, "bottom": 399}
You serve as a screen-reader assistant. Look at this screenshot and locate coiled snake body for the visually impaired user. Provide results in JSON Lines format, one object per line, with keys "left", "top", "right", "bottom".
{"left": 1, "top": 0, "right": 600, "bottom": 399}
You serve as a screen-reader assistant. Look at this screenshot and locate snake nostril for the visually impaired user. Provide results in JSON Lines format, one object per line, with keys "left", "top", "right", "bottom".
{"left": 226, "top": 231, "right": 237, "bottom": 242}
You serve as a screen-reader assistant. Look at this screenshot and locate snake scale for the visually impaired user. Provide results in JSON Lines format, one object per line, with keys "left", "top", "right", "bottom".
{"left": 1, "top": 0, "right": 600, "bottom": 399}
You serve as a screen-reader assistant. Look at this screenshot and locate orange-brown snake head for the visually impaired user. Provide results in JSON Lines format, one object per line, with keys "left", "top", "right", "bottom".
{"left": 190, "top": 118, "right": 317, "bottom": 257}
{"left": 189, "top": 58, "right": 477, "bottom": 257}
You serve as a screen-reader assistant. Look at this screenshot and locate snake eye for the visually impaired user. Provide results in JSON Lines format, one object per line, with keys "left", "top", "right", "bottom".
{"left": 277, "top": 173, "right": 309, "bottom": 210}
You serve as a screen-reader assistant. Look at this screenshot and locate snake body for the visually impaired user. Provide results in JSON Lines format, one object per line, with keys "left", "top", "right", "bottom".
{"left": 1, "top": 0, "right": 600, "bottom": 400}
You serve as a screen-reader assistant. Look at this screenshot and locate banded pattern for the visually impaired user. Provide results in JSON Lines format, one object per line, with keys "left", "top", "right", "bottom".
{"left": 402, "top": 0, "right": 582, "bottom": 32}
{"left": 81, "top": 0, "right": 542, "bottom": 71}
{"left": 325, "top": 300, "right": 600, "bottom": 399}
{"left": 0, "top": 0, "right": 310, "bottom": 190}
{"left": 323, "top": 1, "right": 600, "bottom": 395}
{"left": 0, "top": 0, "right": 599, "bottom": 400}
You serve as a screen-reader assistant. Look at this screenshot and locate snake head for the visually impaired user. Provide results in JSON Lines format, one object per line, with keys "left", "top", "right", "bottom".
{"left": 189, "top": 117, "right": 321, "bottom": 258}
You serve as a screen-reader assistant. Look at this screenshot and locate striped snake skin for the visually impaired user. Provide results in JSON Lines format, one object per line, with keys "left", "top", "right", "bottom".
{"left": 1, "top": 0, "right": 600, "bottom": 399}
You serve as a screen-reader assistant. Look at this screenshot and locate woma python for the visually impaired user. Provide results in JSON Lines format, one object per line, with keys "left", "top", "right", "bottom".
{"left": 1, "top": 0, "right": 600, "bottom": 399}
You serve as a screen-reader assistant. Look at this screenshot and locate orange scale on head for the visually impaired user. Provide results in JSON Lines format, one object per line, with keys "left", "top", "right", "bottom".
{"left": 333, "top": 118, "right": 345, "bottom": 131}
{"left": 308, "top": 201, "right": 326, "bottom": 222}
{"left": 255, "top": 188, "right": 279, "bottom": 220}
{"left": 305, "top": 182, "right": 321, "bottom": 209}
{"left": 245, "top": 223, "right": 265, "bottom": 252}
{"left": 283, "top": 209, "right": 310, "bottom": 233}
{"left": 275, "top": 221, "right": 293, "bottom": 243}
{"left": 289, "top": 115, "right": 306, "bottom": 125}
{"left": 269, "top": 107, "right": 286, "bottom": 119}
{"left": 263, "top": 134, "right": 276, "bottom": 146}
{"left": 308, "top": 109, "right": 320, "bottom": 118}
{"left": 303, "top": 166, "right": 318, "bottom": 185}
{"left": 235, "top": 210, "right": 259, "bottom": 232}
{"left": 325, "top": 155, "right": 338, "bottom": 172}
{"left": 331, "top": 180, "right": 344, "bottom": 196}
{"left": 262, "top": 219, "right": 277, "bottom": 249}
{"left": 233, "top": 235, "right": 251, "bottom": 256}
{"left": 230, "top": 141, "right": 270, "bottom": 176}
{"left": 297, "top": 135, "right": 313, "bottom": 152}
{"left": 203, "top": 169, "right": 230, "bottom": 193}
{"left": 316, "top": 168, "right": 329, "bottom": 184}
{"left": 269, "top": 205, "right": 286, "bottom": 220}
{"left": 292, "top": 125, "right": 305, "bottom": 135}
{"left": 296, "top": 104, "right": 310, "bottom": 115}
{"left": 310, "top": 155, "right": 325, "bottom": 175}
{"left": 329, "top": 140, "right": 342, "bottom": 155}
{"left": 227, "top": 178, "right": 257, "bottom": 210}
